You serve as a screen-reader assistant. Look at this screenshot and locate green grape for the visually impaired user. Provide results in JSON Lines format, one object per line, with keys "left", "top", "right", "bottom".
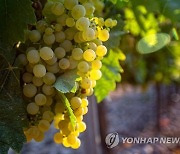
{"left": 89, "top": 69, "right": 102, "bottom": 80}
{"left": 62, "top": 137, "right": 71, "bottom": 147}
{"left": 81, "top": 78, "right": 92, "bottom": 89}
{"left": 64, "top": 28, "right": 77, "bottom": 41}
{"left": 81, "top": 98, "right": 88, "bottom": 107}
{"left": 32, "top": 76, "right": 43, "bottom": 87}
{"left": 34, "top": 131, "right": 45, "bottom": 142}
{"left": 46, "top": 62, "right": 60, "bottom": 73}
{"left": 96, "top": 45, "right": 107, "bottom": 57}
{"left": 66, "top": 18, "right": 75, "bottom": 27}
{"left": 69, "top": 56, "right": 78, "bottom": 69}
{"left": 98, "top": 17, "right": 104, "bottom": 26}
{"left": 98, "top": 29, "right": 109, "bottom": 42}
{"left": 93, "top": 39, "right": 102, "bottom": 46}
{"left": 51, "top": 2, "right": 65, "bottom": 16}
{"left": 22, "top": 72, "right": 33, "bottom": 83}
{"left": 42, "top": 84, "right": 55, "bottom": 96}
{"left": 60, "top": 40, "right": 73, "bottom": 52}
{"left": 67, "top": 133, "right": 77, "bottom": 144}
{"left": 83, "top": 49, "right": 96, "bottom": 62}
{"left": 54, "top": 47, "right": 66, "bottom": 59}
{"left": 58, "top": 120, "right": 69, "bottom": 130}
{"left": 55, "top": 31, "right": 65, "bottom": 43}
{"left": 71, "top": 138, "right": 81, "bottom": 149}
{"left": 33, "top": 64, "right": 46, "bottom": 77}
{"left": 70, "top": 97, "right": 82, "bottom": 110}
{"left": 76, "top": 17, "right": 90, "bottom": 31}
{"left": 78, "top": 121, "right": 86, "bottom": 132}
{"left": 26, "top": 64, "right": 34, "bottom": 73}
{"left": 72, "top": 48, "right": 83, "bottom": 60}
{"left": 43, "top": 34, "right": 55, "bottom": 45}
{"left": 27, "top": 50, "right": 40, "bottom": 64}
{"left": 45, "top": 55, "right": 57, "bottom": 65}
{"left": 36, "top": 20, "right": 47, "bottom": 33}
{"left": 29, "top": 30, "right": 41, "bottom": 43}
{"left": 83, "top": 2, "right": 95, "bottom": 16}
{"left": 45, "top": 96, "right": 53, "bottom": 106}
{"left": 40, "top": 47, "right": 54, "bottom": 60}
{"left": 35, "top": 93, "right": 47, "bottom": 106}
{"left": 59, "top": 58, "right": 70, "bottom": 69}
{"left": 91, "top": 59, "right": 102, "bottom": 69}
{"left": 43, "top": 111, "right": 54, "bottom": 122}
{"left": 27, "top": 102, "right": 39, "bottom": 115}
{"left": 17, "top": 54, "right": 28, "bottom": 65}
{"left": 77, "top": 61, "right": 89, "bottom": 72}
{"left": 112, "top": 20, "right": 117, "bottom": 27}
{"left": 74, "top": 107, "right": 84, "bottom": 116}
{"left": 38, "top": 120, "right": 50, "bottom": 132}
{"left": 57, "top": 14, "right": 69, "bottom": 26}
{"left": 54, "top": 132, "right": 63, "bottom": 144}
{"left": 45, "top": 27, "right": 54, "bottom": 35}
{"left": 55, "top": 23, "right": 62, "bottom": 32}
{"left": 43, "top": 72, "right": 56, "bottom": 85}
{"left": 64, "top": 0, "right": 78, "bottom": 10}
{"left": 72, "top": 5, "right": 86, "bottom": 20}
{"left": 82, "top": 28, "right": 95, "bottom": 41}
{"left": 23, "top": 84, "right": 37, "bottom": 98}
{"left": 88, "top": 42, "right": 97, "bottom": 51}
{"left": 105, "top": 18, "right": 113, "bottom": 27}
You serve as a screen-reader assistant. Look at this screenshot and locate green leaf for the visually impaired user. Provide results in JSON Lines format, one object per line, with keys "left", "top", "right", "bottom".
{"left": 94, "top": 49, "right": 123, "bottom": 102}
{"left": 0, "top": 0, "right": 36, "bottom": 58}
{"left": 57, "top": 92, "right": 76, "bottom": 129}
{"left": 0, "top": 54, "right": 27, "bottom": 154}
{"left": 137, "top": 33, "right": 171, "bottom": 54}
{"left": 54, "top": 69, "right": 79, "bottom": 93}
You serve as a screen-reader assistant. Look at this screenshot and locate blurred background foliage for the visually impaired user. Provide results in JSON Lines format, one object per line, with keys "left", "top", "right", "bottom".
{"left": 95, "top": 0, "right": 180, "bottom": 101}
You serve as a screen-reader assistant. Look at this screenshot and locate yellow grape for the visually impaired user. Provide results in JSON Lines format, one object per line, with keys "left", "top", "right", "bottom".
{"left": 83, "top": 49, "right": 96, "bottom": 62}
{"left": 38, "top": 120, "right": 50, "bottom": 132}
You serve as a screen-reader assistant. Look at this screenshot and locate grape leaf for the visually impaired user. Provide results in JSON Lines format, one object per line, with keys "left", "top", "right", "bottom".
{"left": 54, "top": 69, "right": 79, "bottom": 93}
{"left": 94, "top": 49, "right": 123, "bottom": 102}
{"left": 0, "top": 54, "right": 27, "bottom": 154}
{"left": 0, "top": 0, "right": 36, "bottom": 59}
{"left": 57, "top": 92, "right": 76, "bottom": 129}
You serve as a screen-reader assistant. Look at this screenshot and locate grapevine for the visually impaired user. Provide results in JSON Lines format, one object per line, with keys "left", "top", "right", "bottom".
{"left": 17, "top": 0, "right": 117, "bottom": 149}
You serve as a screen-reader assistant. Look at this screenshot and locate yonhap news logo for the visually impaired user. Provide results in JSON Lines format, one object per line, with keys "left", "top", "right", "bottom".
{"left": 105, "top": 132, "right": 119, "bottom": 148}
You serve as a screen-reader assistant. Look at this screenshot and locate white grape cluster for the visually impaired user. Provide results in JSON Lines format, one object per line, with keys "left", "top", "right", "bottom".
{"left": 17, "top": 0, "right": 117, "bottom": 149}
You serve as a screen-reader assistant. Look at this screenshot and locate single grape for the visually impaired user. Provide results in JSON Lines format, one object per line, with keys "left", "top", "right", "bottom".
{"left": 57, "top": 14, "right": 69, "bottom": 26}
{"left": 42, "top": 84, "right": 55, "bottom": 96}
{"left": 105, "top": 18, "right": 113, "bottom": 27}
{"left": 88, "top": 42, "right": 97, "bottom": 51}
{"left": 72, "top": 5, "right": 86, "bottom": 20}
{"left": 45, "top": 55, "right": 57, "bottom": 65}
{"left": 40, "top": 47, "right": 54, "bottom": 60}
{"left": 67, "top": 133, "right": 77, "bottom": 144}
{"left": 29, "top": 30, "right": 41, "bottom": 42}
{"left": 59, "top": 58, "right": 70, "bottom": 69}
{"left": 76, "top": 17, "right": 90, "bottom": 31}
{"left": 46, "top": 62, "right": 60, "bottom": 73}
{"left": 77, "top": 61, "right": 89, "bottom": 72}
{"left": 27, "top": 50, "right": 40, "bottom": 64}
{"left": 98, "top": 29, "right": 109, "bottom": 42}
{"left": 83, "top": 49, "right": 96, "bottom": 62}
{"left": 35, "top": 93, "right": 47, "bottom": 106}
{"left": 22, "top": 72, "right": 33, "bottom": 83}
{"left": 74, "top": 107, "right": 84, "bottom": 116}
{"left": 83, "top": 3, "right": 95, "bottom": 16}
{"left": 78, "top": 121, "right": 86, "bottom": 132}
{"left": 60, "top": 40, "right": 73, "bottom": 52}
{"left": 66, "top": 18, "right": 75, "bottom": 27}
{"left": 55, "top": 31, "right": 65, "bottom": 43}
{"left": 82, "top": 28, "right": 95, "bottom": 41}
{"left": 81, "top": 78, "right": 92, "bottom": 89}
{"left": 96, "top": 45, "right": 107, "bottom": 57}
{"left": 45, "top": 96, "right": 53, "bottom": 106}
{"left": 51, "top": 2, "right": 64, "bottom": 16}
{"left": 45, "top": 27, "right": 54, "bottom": 35}
{"left": 71, "top": 138, "right": 81, "bottom": 149}
{"left": 54, "top": 47, "right": 66, "bottom": 59}
{"left": 33, "top": 64, "right": 46, "bottom": 77}
{"left": 36, "top": 20, "right": 47, "bottom": 33}
{"left": 64, "top": 0, "right": 78, "bottom": 10}
{"left": 81, "top": 98, "right": 88, "bottom": 107}
{"left": 43, "top": 111, "right": 54, "bottom": 122}
{"left": 38, "top": 120, "right": 50, "bottom": 132}
{"left": 54, "top": 132, "right": 63, "bottom": 144}
{"left": 43, "top": 34, "right": 55, "bottom": 45}
{"left": 27, "top": 102, "right": 39, "bottom": 115}
{"left": 72, "top": 48, "right": 83, "bottom": 60}
{"left": 23, "top": 84, "right": 37, "bottom": 98}
{"left": 55, "top": 102, "right": 65, "bottom": 114}
{"left": 91, "top": 59, "right": 102, "bottom": 70}
{"left": 43, "top": 72, "right": 56, "bottom": 85}
{"left": 17, "top": 54, "right": 28, "bottom": 65}
{"left": 32, "top": 76, "right": 43, "bottom": 87}
{"left": 89, "top": 69, "right": 102, "bottom": 80}
{"left": 70, "top": 97, "right": 82, "bottom": 110}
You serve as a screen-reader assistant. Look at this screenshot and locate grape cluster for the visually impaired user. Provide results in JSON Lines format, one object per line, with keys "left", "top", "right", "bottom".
{"left": 18, "top": 0, "right": 117, "bottom": 149}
